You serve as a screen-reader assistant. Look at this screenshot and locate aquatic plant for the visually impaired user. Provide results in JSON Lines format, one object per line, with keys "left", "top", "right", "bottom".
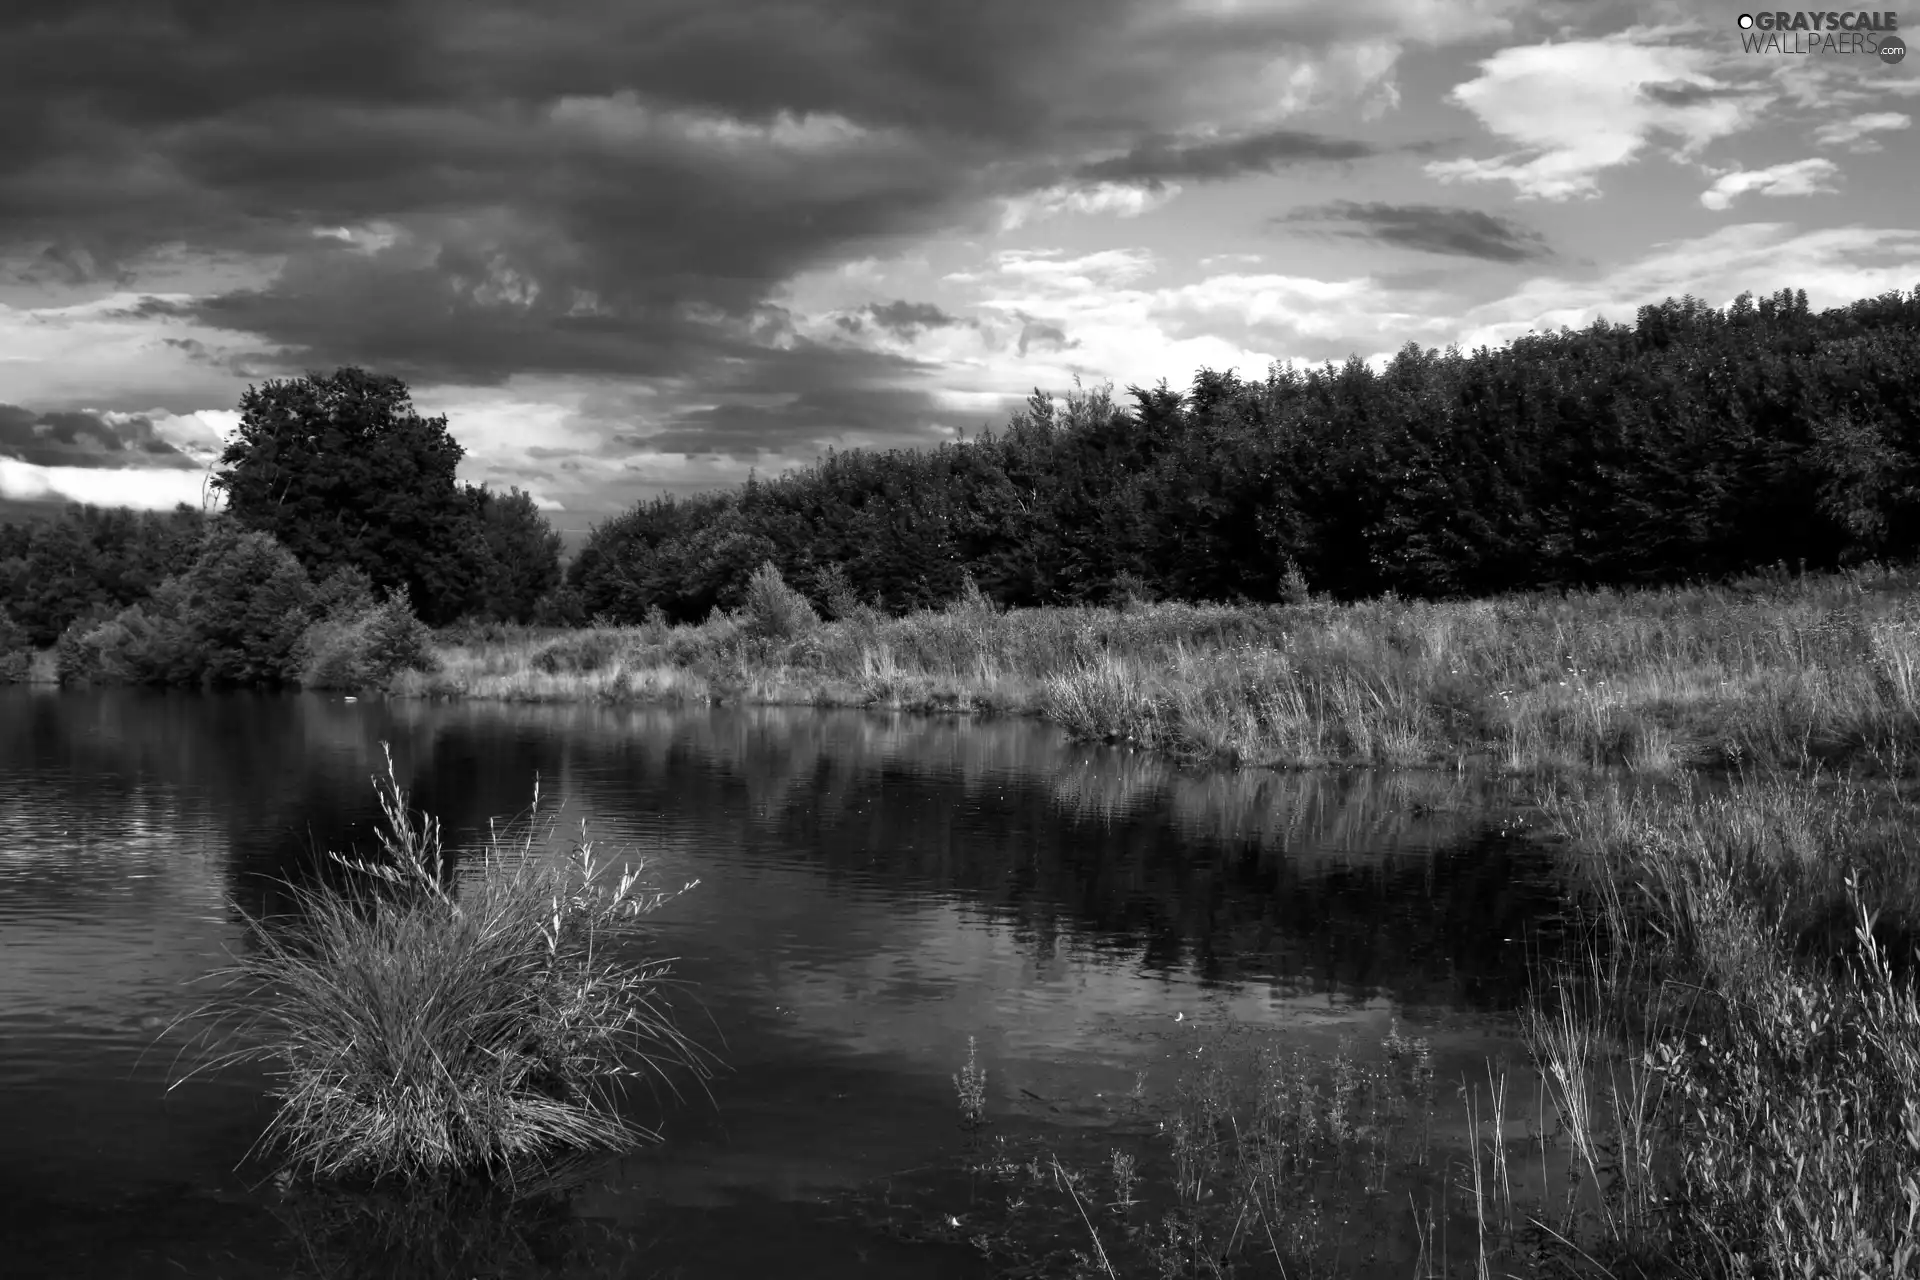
{"left": 172, "top": 744, "right": 710, "bottom": 1184}
{"left": 953, "top": 1035, "right": 988, "bottom": 1131}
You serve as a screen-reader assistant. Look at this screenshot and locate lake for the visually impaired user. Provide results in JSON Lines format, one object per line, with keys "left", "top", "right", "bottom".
{"left": 0, "top": 688, "right": 1566, "bottom": 1278}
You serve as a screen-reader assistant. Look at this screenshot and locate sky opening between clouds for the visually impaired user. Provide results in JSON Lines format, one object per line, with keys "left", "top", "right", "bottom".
{"left": 0, "top": 0, "right": 1914, "bottom": 533}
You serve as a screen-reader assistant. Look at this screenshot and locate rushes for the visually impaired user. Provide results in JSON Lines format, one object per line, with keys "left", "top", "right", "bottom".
{"left": 401, "top": 562, "right": 1920, "bottom": 779}
{"left": 170, "top": 744, "right": 711, "bottom": 1185}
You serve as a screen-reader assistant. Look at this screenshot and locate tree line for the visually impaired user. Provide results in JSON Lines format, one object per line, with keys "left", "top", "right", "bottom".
{"left": 565, "top": 286, "right": 1920, "bottom": 620}
{"left": 6, "top": 284, "right": 1919, "bottom": 682}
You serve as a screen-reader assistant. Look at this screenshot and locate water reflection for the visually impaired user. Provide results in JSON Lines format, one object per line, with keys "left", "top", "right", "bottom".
{"left": 0, "top": 688, "right": 1565, "bottom": 1278}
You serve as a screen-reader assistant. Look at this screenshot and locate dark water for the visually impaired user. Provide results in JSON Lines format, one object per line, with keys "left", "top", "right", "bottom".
{"left": 0, "top": 689, "right": 1564, "bottom": 1278}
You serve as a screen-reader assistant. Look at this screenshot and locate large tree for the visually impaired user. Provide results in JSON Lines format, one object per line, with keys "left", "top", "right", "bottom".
{"left": 211, "top": 368, "right": 479, "bottom": 625}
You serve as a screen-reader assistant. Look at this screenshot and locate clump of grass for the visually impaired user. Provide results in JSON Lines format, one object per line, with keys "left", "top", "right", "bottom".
{"left": 171, "top": 744, "right": 711, "bottom": 1185}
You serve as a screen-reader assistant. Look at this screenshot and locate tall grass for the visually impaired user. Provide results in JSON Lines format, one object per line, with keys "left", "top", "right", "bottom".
{"left": 1519, "top": 769, "right": 1920, "bottom": 1277}
{"left": 171, "top": 745, "right": 711, "bottom": 1185}
{"left": 398, "top": 561, "right": 1920, "bottom": 777}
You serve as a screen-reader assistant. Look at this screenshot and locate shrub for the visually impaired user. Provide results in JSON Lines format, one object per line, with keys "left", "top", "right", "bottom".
{"left": 300, "top": 587, "right": 440, "bottom": 691}
{"left": 180, "top": 524, "right": 316, "bottom": 683}
{"left": 1107, "top": 570, "right": 1154, "bottom": 610}
{"left": 641, "top": 604, "right": 669, "bottom": 646}
{"left": 55, "top": 525, "right": 313, "bottom": 686}
{"left": 52, "top": 602, "right": 120, "bottom": 683}
{"left": 949, "top": 569, "right": 999, "bottom": 619}
{"left": 738, "top": 561, "right": 819, "bottom": 643}
{"left": 172, "top": 747, "right": 711, "bottom": 1184}
{"left": 816, "top": 562, "right": 863, "bottom": 622}
{"left": 531, "top": 586, "right": 586, "bottom": 628}
{"left": 61, "top": 602, "right": 198, "bottom": 685}
{"left": 664, "top": 625, "right": 714, "bottom": 668}
{"left": 531, "top": 630, "right": 625, "bottom": 675}
{"left": 359, "top": 586, "right": 438, "bottom": 680}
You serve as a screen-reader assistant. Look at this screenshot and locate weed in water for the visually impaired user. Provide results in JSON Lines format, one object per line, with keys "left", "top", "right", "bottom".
{"left": 954, "top": 1035, "right": 988, "bottom": 1132}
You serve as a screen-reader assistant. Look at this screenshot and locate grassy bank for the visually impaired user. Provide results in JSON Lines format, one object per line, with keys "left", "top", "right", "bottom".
{"left": 1514, "top": 768, "right": 1920, "bottom": 1277}
{"left": 398, "top": 561, "right": 1920, "bottom": 777}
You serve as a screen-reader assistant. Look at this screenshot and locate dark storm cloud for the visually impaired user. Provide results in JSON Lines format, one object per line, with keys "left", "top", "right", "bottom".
{"left": 1280, "top": 201, "right": 1551, "bottom": 263}
{"left": 1077, "top": 129, "right": 1377, "bottom": 184}
{"left": 1017, "top": 319, "right": 1071, "bottom": 357}
{"left": 0, "top": 404, "right": 199, "bottom": 469}
{"left": 833, "top": 300, "right": 965, "bottom": 337}
{"left": 865, "top": 300, "right": 965, "bottom": 335}
{"left": 0, "top": 0, "right": 1417, "bottom": 495}
{"left": 641, "top": 382, "right": 976, "bottom": 460}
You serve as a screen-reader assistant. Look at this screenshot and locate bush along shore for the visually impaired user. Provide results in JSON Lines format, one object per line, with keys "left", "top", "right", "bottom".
{"left": 168, "top": 746, "right": 711, "bottom": 1187}
{"left": 400, "top": 557, "right": 1920, "bottom": 778}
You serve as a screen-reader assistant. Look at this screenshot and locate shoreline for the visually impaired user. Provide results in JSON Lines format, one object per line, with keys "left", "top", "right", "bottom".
{"left": 384, "top": 567, "right": 1920, "bottom": 780}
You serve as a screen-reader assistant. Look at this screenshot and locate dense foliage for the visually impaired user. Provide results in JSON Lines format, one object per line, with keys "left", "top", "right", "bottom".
{"left": 0, "top": 504, "right": 209, "bottom": 647}
{"left": 0, "top": 606, "right": 28, "bottom": 682}
{"left": 209, "top": 367, "right": 562, "bottom": 626}
{"left": 568, "top": 286, "right": 1920, "bottom": 621}
{"left": 50, "top": 521, "right": 435, "bottom": 690}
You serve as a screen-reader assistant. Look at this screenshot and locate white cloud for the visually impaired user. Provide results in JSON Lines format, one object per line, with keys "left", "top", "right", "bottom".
{"left": 1159, "top": 273, "right": 1426, "bottom": 341}
{"left": 141, "top": 409, "right": 237, "bottom": 462}
{"left": 1812, "top": 111, "right": 1911, "bottom": 151}
{"left": 311, "top": 222, "right": 403, "bottom": 253}
{"left": 0, "top": 294, "right": 260, "bottom": 411}
{"left": 1699, "top": 158, "right": 1841, "bottom": 210}
{"left": 911, "top": 248, "right": 1448, "bottom": 407}
{"left": 1450, "top": 222, "right": 1920, "bottom": 350}
{"left": 0, "top": 457, "right": 214, "bottom": 510}
{"left": 1428, "top": 30, "right": 1766, "bottom": 199}
{"left": 998, "top": 182, "right": 1183, "bottom": 230}
{"left": 899, "top": 217, "right": 1920, "bottom": 427}
{"left": 550, "top": 93, "right": 891, "bottom": 158}
{"left": 1118, "top": 0, "right": 1523, "bottom": 129}
{"left": 952, "top": 249, "right": 1160, "bottom": 292}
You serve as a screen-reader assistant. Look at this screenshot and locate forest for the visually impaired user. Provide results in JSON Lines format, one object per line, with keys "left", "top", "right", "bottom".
{"left": 563, "top": 285, "right": 1920, "bottom": 621}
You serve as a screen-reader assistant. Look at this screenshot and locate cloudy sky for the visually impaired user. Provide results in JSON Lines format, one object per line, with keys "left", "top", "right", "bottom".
{"left": 1, "top": 0, "right": 1914, "bottom": 536}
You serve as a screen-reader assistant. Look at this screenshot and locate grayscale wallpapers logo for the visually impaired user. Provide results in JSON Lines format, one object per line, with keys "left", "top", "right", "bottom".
{"left": 1736, "top": 11, "right": 1907, "bottom": 60}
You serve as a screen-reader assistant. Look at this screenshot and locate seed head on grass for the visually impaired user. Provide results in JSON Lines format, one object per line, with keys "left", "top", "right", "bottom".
{"left": 169, "top": 743, "right": 712, "bottom": 1185}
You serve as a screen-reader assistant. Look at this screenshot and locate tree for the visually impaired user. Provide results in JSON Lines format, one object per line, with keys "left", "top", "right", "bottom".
{"left": 465, "top": 485, "right": 564, "bottom": 623}
{"left": 211, "top": 368, "right": 477, "bottom": 625}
